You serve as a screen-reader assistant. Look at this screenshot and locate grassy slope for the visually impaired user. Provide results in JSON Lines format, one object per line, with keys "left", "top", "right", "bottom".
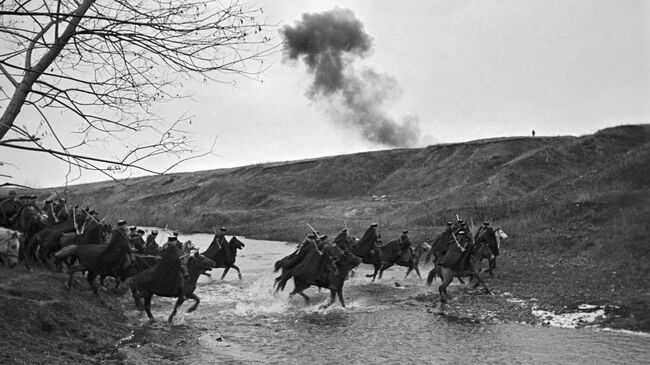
{"left": 18, "top": 123, "right": 650, "bottom": 330}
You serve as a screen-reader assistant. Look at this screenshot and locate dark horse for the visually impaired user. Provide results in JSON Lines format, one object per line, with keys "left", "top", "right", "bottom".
{"left": 64, "top": 228, "right": 133, "bottom": 297}
{"left": 12, "top": 204, "right": 48, "bottom": 270}
{"left": 274, "top": 244, "right": 361, "bottom": 309}
{"left": 130, "top": 248, "right": 215, "bottom": 323}
{"left": 201, "top": 235, "right": 245, "bottom": 279}
{"left": 378, "top": 240, "right": 431, "bottom": 280}
{"left": 425, "top": 241, "right": 495, "bottom": 313}
{"left": 350, "top": 225, "right": 382, "bottom": 282}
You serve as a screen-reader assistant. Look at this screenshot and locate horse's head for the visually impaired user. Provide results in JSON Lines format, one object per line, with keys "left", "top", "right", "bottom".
{"left": 0, "top": 229, "right": 21, "bottom": 268}
{"left": 495, "top": 228, "right": 508, "bottom": 240}
{"left": 337, "top": 248, "right": 362, "bottom": 269}
{"left": 420, "top": 242, "right": 432, "bottom": 252}
{"left": 472, "top": 241, "right": 495, "bottom": 262}
{"left": 186, "top": 251, "right": 216, "bottom": 272}
{"left": 229, "top": 236, "right": 245, "bottom": 250}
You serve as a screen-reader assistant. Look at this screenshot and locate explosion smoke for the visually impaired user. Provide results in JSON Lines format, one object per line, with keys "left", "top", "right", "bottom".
{"left": 281, "top": 8, "right": 421, "bottom": 147}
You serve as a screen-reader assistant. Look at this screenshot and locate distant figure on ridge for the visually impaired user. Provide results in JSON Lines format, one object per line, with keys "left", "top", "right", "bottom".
{"left": 532, "top": 130, "right": 536, "bottom": 137}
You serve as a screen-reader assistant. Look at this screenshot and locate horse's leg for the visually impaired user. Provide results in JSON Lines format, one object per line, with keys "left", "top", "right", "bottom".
{"left": 335, "top": 288, "right": 345, "bottom": 308}
{"left": 86, "top": 271, "right": 100, "bottom": 297}
{"left": 144, "top": 296, "right": 155, "bottom": 322}
{"left": 319, "top": 289, "right": 337, "bottom": 310}
{"left": 474, "top": 273, "right": 491, "bottom": 294}
{"left": 371, "top": 264, "right": 381, "bottom": 283}
{"left": 230, "top": 264, "right": 242, "bottom": 280}
{"left": 129, "top": 281, "right": 143, "bottom": 310}
{"left": 413, "top": 264, "right": 422, "bottom": 279}
{"left": 297, "top": 292, "right": 310, "bottom": 304}
{"left": 168, "top": 297, "right": 185, "bottom": 323}
{"left": 437, "top": 269, "right": 454, "bottom": 313}
{"left": 186, "top": 293, "right": 200, "bottom": 313}
{"left": 220, "top": 266, "right": 230, "bottom": 280}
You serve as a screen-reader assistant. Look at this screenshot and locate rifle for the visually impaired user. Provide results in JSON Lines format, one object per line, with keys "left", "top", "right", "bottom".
{"left": 306, "top": 222, "right": 319, "bottom": 237}
{"left": 450, "top": 231, "right": 466, "bottom": 253}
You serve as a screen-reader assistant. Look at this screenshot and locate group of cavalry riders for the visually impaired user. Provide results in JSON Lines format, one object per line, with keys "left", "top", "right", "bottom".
{"left": 2, "top": 189, "right": 501, "bottom": 294}
{"left": 0, "top": 189, "right": 200, "bottom": 265}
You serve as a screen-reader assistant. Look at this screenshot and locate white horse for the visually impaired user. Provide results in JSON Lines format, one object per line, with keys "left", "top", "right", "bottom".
{"left": 494, "top": 227, "right": 508, "bottom": 251}
{"left": 0, "top": 227, "right": 21, "bottom": 268}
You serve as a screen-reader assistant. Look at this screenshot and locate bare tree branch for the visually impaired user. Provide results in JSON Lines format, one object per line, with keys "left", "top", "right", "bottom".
{"left": 0, "top": 0, "right": 277, "bottom": 186}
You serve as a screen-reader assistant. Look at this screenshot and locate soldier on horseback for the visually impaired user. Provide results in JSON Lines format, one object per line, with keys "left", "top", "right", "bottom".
{"left": 213, "top": 227, "right": 228, "bottom": 250}
{"left": 53, "top": 198, "right": 69, "bottom": 222}
{"left": 333, "top": 228, "right": 352, "bottom": 252}
{"left": 145, "top": 230, "right": 159, "bottom": 255}
{"left": 0, "top": 190, "right": 19, "bottom": 227}
{"left": 131, "top": 229, "right": 147, "bottom": 254}
{"left": 398, "top": 230, "right": 411, "bottom": 254}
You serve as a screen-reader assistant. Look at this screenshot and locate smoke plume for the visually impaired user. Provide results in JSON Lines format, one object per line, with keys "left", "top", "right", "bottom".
{"left": 281, "top": 8, "right": 421, "bottom": 147}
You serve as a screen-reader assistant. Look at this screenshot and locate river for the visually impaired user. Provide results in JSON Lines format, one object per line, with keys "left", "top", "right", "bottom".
{"left": 123, "top": 231, "right": 650, "bottom": 364}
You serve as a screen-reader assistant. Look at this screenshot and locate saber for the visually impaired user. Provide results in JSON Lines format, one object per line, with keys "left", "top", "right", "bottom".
{"left": 306, "top": 222, "right": 319, "bottom": 237}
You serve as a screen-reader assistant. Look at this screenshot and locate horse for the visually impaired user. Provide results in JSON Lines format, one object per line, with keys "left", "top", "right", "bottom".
{"left": 274, "top": 245, "right": 362, "bottom": 309}
{"left": 129, "top": 250, "right": 215, "bottom": 323}
{"left": 0, "top": 228, "right": 21, "bottom": 268}
{"left": 201, "top": 235, "right": 245, "bottom": 280}
{"left": 378, "top": 241, "right": 431, "bottom": 280}
{"left": 350, "top": 225, "right": 382, "bottom": 282}
{"left": 425, "top": 241, "right": 495, "bottom": 313}
{"left": 63, "top": 229, "right": 132, "bottom": 297}
{"left": 29, "top": 209, "right": 88, "bottom": 270}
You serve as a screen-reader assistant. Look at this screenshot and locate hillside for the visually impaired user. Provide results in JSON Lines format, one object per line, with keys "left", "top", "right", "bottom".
{"left": 4, "top": 124, "right": 649, "bottom": 331}
{"left": 49, "top": 124, "right": 649, "bottom": 329}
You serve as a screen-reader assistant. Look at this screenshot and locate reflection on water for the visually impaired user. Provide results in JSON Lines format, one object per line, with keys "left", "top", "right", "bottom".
{"left": 139, "top": 231, "right": 650, "bottom": 364}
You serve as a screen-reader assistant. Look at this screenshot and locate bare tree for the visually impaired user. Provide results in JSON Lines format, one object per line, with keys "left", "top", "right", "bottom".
{"left": 0, "top": 0, "right": 274, "bottom": 185}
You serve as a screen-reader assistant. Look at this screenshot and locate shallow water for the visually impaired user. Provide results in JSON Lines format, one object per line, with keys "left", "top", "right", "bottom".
{"left": 137, "top": 232, "right": 650, "bottom": 364}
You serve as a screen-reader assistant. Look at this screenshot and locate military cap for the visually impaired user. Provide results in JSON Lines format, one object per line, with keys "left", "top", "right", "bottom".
{"left": 402, "top": 230, "right": 408, "bottom": 234}
{"left": 45, "top": 199, "right": 52, "bottom": 204}
{"left": 137, "top": 229, "right": 145, "bottom": 234}
{"left": 129, "top": 226, "right": 136, "bottom": 231}
{"left": 319, "top": 235, "right": 328, "bottom": 240}
{"left": 447, "top": 222, "right": 452, "bottom": 226}
{"left": 483, "top": 221, "right": 490, "bottom": 226}
{"left": 117, "top": 220, "right": 127, "bottom": 226}
{"left": 168, "top": 236, "right": 178, "bottom": 241}
{"left": 457, "top": 219, "right": 464, "bottom": 224}
{"left": 151, "top": 230, "right": 158, "bottom": 235}
{"left": 220, "top": 227, "right": 227, "bottom": 232}
{"left": 88, "top": 210, "right": 97, "bottom": 215}
{"left": 59, "top": 198, "right": 66, "bottom": 202}
{"left": 371, "top": 223, "right": 378, "bottom": 227}
{"left": 307, "top": 233, "right": 316, "bottom": 239}
{"left": 173, "top": 232, "right": 179, "bottom": 236}
{"left": 342, "top": 228, "right": 348, "bottom": 233}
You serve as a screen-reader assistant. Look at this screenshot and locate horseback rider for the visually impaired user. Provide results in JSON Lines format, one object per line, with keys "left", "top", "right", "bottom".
{"left": 158, "top": 241, "right": 187, "bottom": 301}
{"left": 128, "top": 226, "right": 138, "bottom": 240}
{"left": 145, "top": 230, "right": 159, "bottom": 255}
{"left": 333, "top": 228, "right": 352, "bottom": 252}
{"left": 398, "top": 230, "right": 411, "bottom": 253}
{"left": 130, "top": 229, "right": 147, "bottom": 254}
{"left": 438, "top": 229, "right": 472, "bottom": 270}
{"left": 318, "top": 234, "right": 341, "bottom": 289}
{"left": 296, "top": 232, "right": 317, "bottom": 252}
{"left": 0, "top": 190, "right": 19, "bottom": 227}
{"left": 53, "top": 198, "right": 69, "bottom": 222}
{"left": 110, "top": 220, "right": 135, "bottom": 274}
{"left": 474, "top": 221, "right": 494, "bottom": 243}
{"left": 213, "top": 227, "right": 227, "bottom": 250}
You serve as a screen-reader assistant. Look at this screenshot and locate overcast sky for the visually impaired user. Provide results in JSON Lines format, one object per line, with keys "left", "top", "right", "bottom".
{"left": 2, "top": 0, "right": 649, "bottom": 189}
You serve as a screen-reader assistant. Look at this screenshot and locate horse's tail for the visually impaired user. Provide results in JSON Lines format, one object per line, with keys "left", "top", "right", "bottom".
{"left": 426, "top": 266, "right": 438, "bottom": 286}
{"left": 273, "top": 259, "right": 283, "bottom": 273}
{"left": 274, "top": 271, "right": 292, "bottom": 292}
{"left": 423, "top": 249, "right": 434, "bottom": 264}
